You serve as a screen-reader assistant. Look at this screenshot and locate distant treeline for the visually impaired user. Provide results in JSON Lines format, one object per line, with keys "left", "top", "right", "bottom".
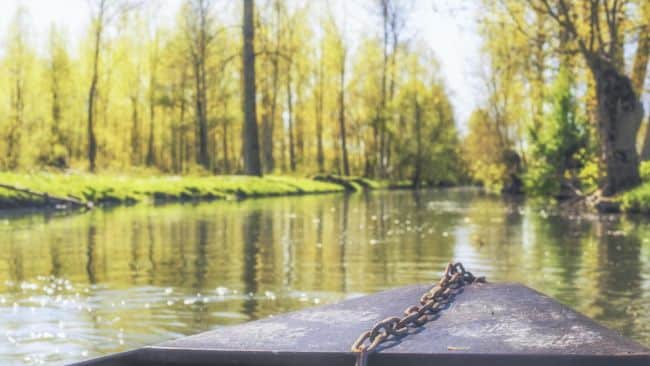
{"left": 0, "top": 0, "right": 462, "bottom": 187}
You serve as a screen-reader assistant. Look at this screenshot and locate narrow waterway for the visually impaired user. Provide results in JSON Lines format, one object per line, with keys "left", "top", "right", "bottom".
{"left": 0, "top": 188, "right": 648, "bottom": 365}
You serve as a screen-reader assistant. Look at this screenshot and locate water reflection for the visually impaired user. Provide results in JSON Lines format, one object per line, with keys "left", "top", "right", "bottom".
{"left": 0, "top": 189, "right": 648, "bottom": 365}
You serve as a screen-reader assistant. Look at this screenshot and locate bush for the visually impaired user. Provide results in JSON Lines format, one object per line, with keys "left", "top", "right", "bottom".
{"left": 524, "top": 66, "right": 588, "bottom": 197}
{"left": 640, "top": 161, "right": 650, "bottom": 182}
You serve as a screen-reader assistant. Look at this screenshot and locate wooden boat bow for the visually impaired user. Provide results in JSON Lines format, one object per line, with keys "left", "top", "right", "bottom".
{"left": 72, "top": 282, "right": 649, "bottom": 366}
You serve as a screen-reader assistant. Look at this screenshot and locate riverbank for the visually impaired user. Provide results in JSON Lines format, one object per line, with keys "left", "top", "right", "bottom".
{"left": 619, "top": 182, "right": 650, "bottom": 214}
{"left": 0, "top": 173, "right": 344, "bottom": 209}
{"left": 615, "top": 163, "right": 650, "bottom": 214}
{"left": 0, "top": 173, "right": 414, "bottom": 210}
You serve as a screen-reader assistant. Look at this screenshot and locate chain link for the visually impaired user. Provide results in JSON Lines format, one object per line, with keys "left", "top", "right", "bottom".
{"left": 351, "top": 262, "right": 485, "bottom": 366}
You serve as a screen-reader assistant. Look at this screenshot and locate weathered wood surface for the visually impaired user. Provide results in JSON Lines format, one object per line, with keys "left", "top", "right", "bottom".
{"left": 72, "top": 282, "right": 650, "bottom": 366}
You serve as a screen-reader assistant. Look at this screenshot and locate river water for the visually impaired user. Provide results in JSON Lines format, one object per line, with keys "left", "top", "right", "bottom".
{"left": 0, "top": 188, "right": 648, "bottom": 364}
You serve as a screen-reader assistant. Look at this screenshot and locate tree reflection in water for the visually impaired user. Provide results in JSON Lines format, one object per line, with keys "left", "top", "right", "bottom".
{"left": 0, "top": 189, "right": 647, "bottom": 364}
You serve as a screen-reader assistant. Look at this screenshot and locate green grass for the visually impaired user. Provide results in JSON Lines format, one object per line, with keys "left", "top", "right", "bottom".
{"left": 0, "top": 173, "right": 344, "bottom": 209}
{"left": 619, "top": 162, "right": 650, "bottom": 213}
{"left": 312, "top": 174, "right": 414, "bottom": 191}
{"left": 619, "top": 181, "right": 650, "bottom": 213}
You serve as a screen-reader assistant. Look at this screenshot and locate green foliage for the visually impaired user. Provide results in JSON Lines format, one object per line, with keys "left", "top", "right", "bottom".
{"left": 620, "top": 182, "right": 650, "bottom": 213}
{"left": 463, "top": 109, "right": 508, "bottom": 192}
{"left": 0, "top": 3, "right": 460, "bottom": 185}
{"left": 640, "top": 161, "right": 650, "bottom": 182}
{"left": 0, "top": 173, "right": 344, "bottom": 208}
{"left": 524, "top": 66, "right": 587, "bottom": 196}
{"left": 389, "top": 50, "right": 463, "bottom": 186}
{"left": 621, "top": 152, "right": 650, "bottom": 214}
{"left": 577, "top": 156, "right": 600, "bottom": 193}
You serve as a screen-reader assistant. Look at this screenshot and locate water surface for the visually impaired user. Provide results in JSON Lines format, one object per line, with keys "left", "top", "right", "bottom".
{"left": 1, "top": 189, "right": 648, "bottom": 365}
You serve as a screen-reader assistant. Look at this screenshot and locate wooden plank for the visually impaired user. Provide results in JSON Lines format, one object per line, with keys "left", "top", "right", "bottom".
{"left": 72, "top": 283, "right": 650, "bottom": 366}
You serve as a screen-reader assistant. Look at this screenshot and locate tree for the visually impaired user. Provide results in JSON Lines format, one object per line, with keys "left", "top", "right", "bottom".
{"left": 4, "top": 7, "right": 30, "bottom": 169}
{"left": 394, "top": 48, "right": 460, "bottom": 187}
{"left": 464, "top": 109, "right": 509, "bottom": 192}
{"left": 314, "top": 32, "right": 326, "bottom": 173}
{"left": 0, "top": 0, "right": 465, "bottom": 182}
{"left": 183, "top": 0, "right": 214, "bottom": 169}
{"left": 258, "top": 0, "right": 283, "bottom": 173}
{"left": 530, "top": 0, "right": 644, "bottom": 195}
{"left": 86, "top": 0, "right": 106, "bottom": 172}
{"left": 632, "top": 2, "right": 650, "bottom": 160}
{"left": 46, "top": 25, "right": 73, "bottom": 167}
{"left": 475, "top": 1, "right": 531, "bottom": 192}
{"left": 85, "top": 0, "right": 136, "bottom": 172}
{"left": 242, "top": 0, "right": 262, "bottom": 176}
{"left": 146, "top": 26, "right": 161, "bottom": 167}
{"left": 326, "top": 9, "right": 350, "bottom": 176}
{"left": 525, "top": 65, "right": 587, "bottom": 197}
{"left": 374, "top": 0, "right": 406, "bottom": 178}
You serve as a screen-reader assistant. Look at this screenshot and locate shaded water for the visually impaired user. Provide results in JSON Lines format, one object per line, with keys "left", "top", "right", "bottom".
{"left": 0, "top": 188, "right": 648, "bottom": 365}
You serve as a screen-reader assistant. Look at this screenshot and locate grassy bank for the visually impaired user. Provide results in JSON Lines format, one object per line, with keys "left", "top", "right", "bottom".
{"left": 0, "top": 173, "right": 346, "bottom": 209}
{"left": 313, "top": 174, "right": 414, "bottom": 191}
{"left": 617, "top": 162, "right": 650, "bottom": 213}
{"left": 619, "top": 182, "right": 650, "bottom": 213}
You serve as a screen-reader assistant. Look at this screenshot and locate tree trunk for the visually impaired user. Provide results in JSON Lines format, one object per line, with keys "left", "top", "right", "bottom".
{"left": 338, "top": 57, "right": 350, "bottom": 176}
{"left": 632, "top": 12, "right": 650, "bottom": 160}
{"left": 242, "top": 0, "right": 262, "bottom": 176}
{"left": 287, "top": 63, "right": 296, "bottom": 172}
{"left": 261, "top": 82, "right": 275, "bottom": 172}
{"left": 315, "top": 45, "right": 325, "bottom": 173}
{"left": 130, "top": 95, "right": 140, "bottom": 164}
{"left": 146, "top": 77, "right": 156, "bottom": 166}
{"left": 222, "top": 122, "right": 230, "bottom": 172}
{"left": 378, "top": 0, "right": 389, "bottom": 178}
{"left": 87, "top": 30, "right": 101, "bottom": 172}
{"left": 50, "top": 51, "right": 65, "bottom": 152}
{"left": 85, "top": 0, "right": 107, "bottom": 173}
{"left": 261, "top": 4, "right": 281, "bottom": 173}
{"left": 222, "top": 98, "right": 230, "bottom": 173}
{"left": 413, "top": 97, "right": 422, "bottom": 189}
{"left": 195, "top": 61, "right": 209, "bottom": 168}
{"left": 146, "top": 102, "right": 155, "bottom": 166}
{"left": 194, "top": 5, "right": 209, "bottom": 169}
{"left": 590, "top": 57, "right": 643, "bottom": 195}
{"left": 530, "top": 7, "right": 546, "bottom": 135}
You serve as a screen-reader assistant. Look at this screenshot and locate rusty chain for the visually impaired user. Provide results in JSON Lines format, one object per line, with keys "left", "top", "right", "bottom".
{"left": 350, "top": 262, "right": 485, "bottom": 366}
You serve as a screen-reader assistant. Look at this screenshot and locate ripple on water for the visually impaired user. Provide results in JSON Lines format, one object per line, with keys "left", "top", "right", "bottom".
{"left": 0, "top": 189, "right": 648, "bottom": 365}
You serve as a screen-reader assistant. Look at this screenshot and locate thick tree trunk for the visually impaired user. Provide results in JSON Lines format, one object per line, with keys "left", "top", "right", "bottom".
{"left": 632, "top": 18, "right": 650, "bottom": 160}
{"left": 242, "top": 0, "right": 262, "bottom": 176}
{"left": 591, "top": 58, "right": 643, "bottom": 195}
